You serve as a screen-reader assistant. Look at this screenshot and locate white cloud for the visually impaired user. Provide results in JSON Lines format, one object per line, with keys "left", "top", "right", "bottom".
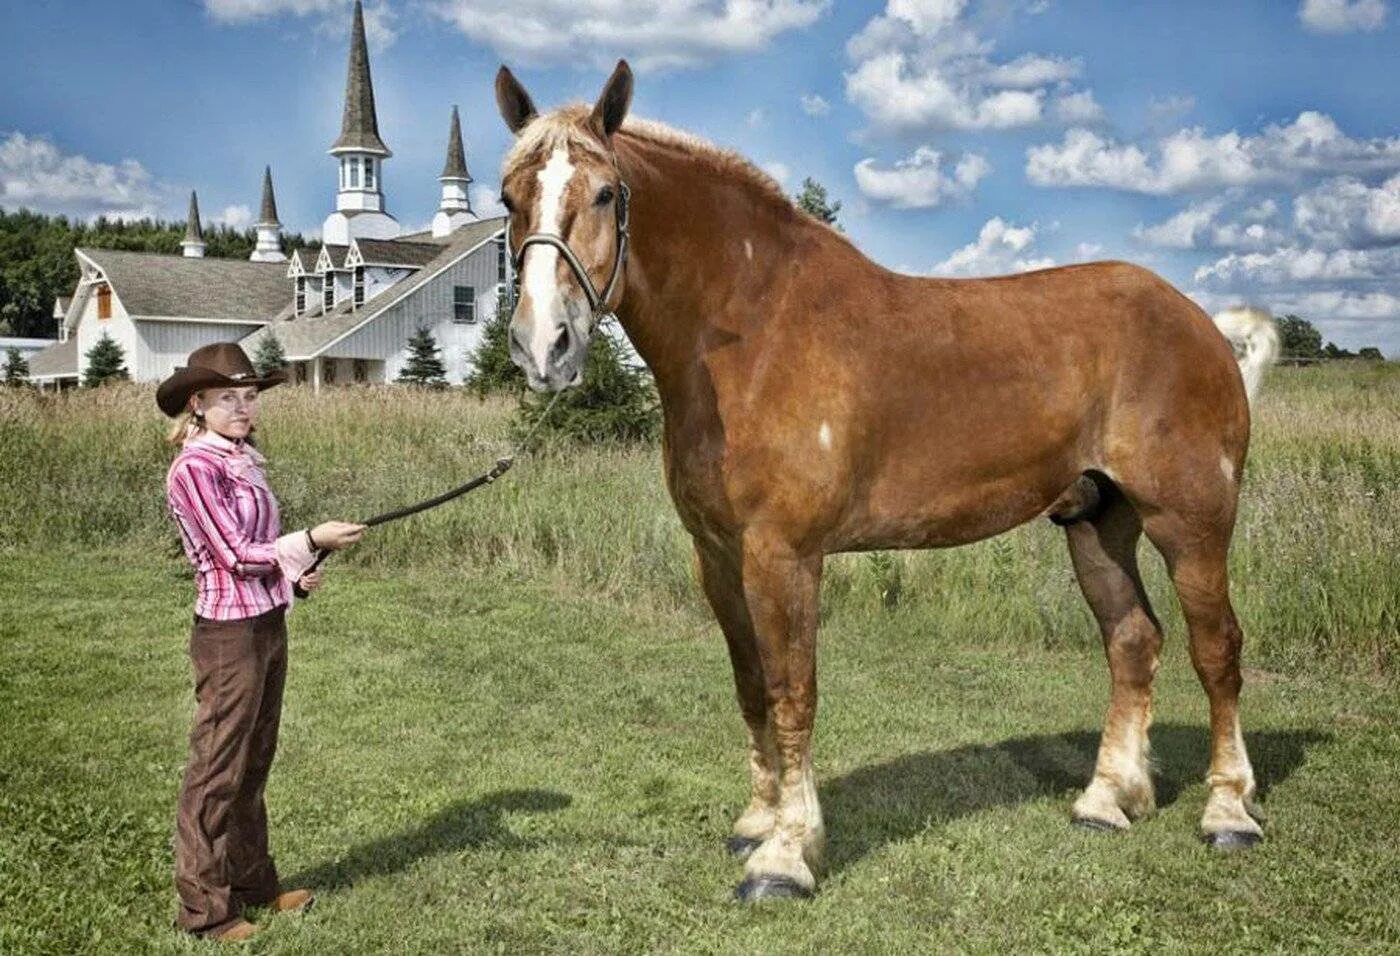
{"left": 1299, "top": 0, "right": 1388, "bottom": 33}
{"left": 1073, "top": 241, "right": 1103, "bottom": 260}
{"left": 853, "top": 146, "right": 989, "bottom": 208}
{"left": 205, "top": 0, "right": 397, "bottom": 46}
{"left": 1027, "top": 112, "right": 1400, "bottom": 195}
{"left": 762, "top": 161, "right": 792, "bottom": 185}
{"left": 1054, "top": 90, "right": 1104, "bottom": 125}
{"left": 216, "top": 204, "right": 254, "bottom": 229}
{"left": 1194, "top": 245, "right": 1400, "bottom": 285}
{"left": 843, "top": 1, "right": 1094, "bottom": 133}
{"left": 471, "top": 184, "right": 506, "bottom": 218}
{"left": 430, "top": 0, "right": 830, "bottom": 71}
{"left": 1294, "top": 173, "right": 1400, "bottom": 247}
{"left": 746, "top": 108, "right": 767, "bottom": 128}
{"left": 800, "top": 94, "right": 830, "bottom": 116}
{"left": 1134, "top": 197, "right": 1281, "bottom": 250}
{"left": 931, "top": 217, "right": 1055, "bottom": 276}
{"left": 0, "top": 131, "right": 163, "bottom": 220}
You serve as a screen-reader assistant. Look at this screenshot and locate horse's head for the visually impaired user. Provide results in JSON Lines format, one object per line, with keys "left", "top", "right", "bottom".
{"left": 495, "top": 60, "right": 633, "bottom": 391}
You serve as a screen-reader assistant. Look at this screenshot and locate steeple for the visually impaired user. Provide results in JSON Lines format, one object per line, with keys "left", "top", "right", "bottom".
{"left": 330, "top": 0, "right": 390, "bottom": 157}
{"left": 181, "top": 191, "right": 205, "bottom": 258}
{"left": 323, "top": 0, "right": 398, "bottom": 245}
{"left": 432, "top": 105, "right": 476, "bottom": 238}
{"left": 251, "top": 166, "right": 287, "bottom": 263}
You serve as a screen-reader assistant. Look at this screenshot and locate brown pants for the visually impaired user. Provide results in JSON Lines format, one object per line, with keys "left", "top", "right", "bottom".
{"left": 174, "top": 605, "right": 287, "bottom": 936}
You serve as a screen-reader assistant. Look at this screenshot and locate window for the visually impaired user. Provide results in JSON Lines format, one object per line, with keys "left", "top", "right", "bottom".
{"left": 294, "top": 277, "right": 305, "bottom": 316}
{"left": 497, "top": 237, "right": 508, "bottom": 284}
{"left": 97, "top": 285, "right": 112, "bottom": 320}
{"left": 353, "top": 267, "right": 365, "bottom": 308}
{"left": 323, "top": 278, "right": 335, "bottom": 311}
{"left": 353, "top": 359, "right": 369, "bottom": 383}
{"left": 364, "top": 159, "right": 375, "bottom": 190}
{"left": 453, "top": 285, "right": 476, "bottom": 324}
{"left": 323, "top": 359, "right": 337, "bottom": 385}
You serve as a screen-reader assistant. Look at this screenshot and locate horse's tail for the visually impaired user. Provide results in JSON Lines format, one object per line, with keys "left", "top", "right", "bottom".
{"left": 1212, "top": 306, "right": 1280, "bottom": 405}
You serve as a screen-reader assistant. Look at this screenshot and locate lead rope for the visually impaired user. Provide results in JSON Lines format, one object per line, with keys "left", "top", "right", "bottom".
{"left": 293, "top": 388, "right": 565, "bottom": 596}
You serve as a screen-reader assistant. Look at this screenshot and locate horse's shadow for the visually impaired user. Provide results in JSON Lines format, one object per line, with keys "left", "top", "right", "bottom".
{"left": 820, "top": 723, "right": 1328, "bottom": 872}
{"left": 286, "top": 787, "right": 571, "bottom": 889}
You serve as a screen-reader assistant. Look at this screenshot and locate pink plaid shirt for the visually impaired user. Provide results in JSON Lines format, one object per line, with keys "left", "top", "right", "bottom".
{"left": 166, "top": 431, "right": 315, "bottom": 621}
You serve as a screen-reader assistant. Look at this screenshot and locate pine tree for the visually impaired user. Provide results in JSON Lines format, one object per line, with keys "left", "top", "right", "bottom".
{"left": 795, "top": 177, "right": 842, "bottom": 228}
{"left": 83, "top": 332, "right": 130, "bottom": 386}
{"left": 4, "top": 347, "right": 29, "bottom": 386}
{"left": 465, "top": 289, "right": 526, "bottom": 397}
{"left": 253, "top": 333, "right": 287, "bottom": 377}
{"left": 513, "top": 322, "right": 660, "bottom": 445}
{"left": 397, "top": 326, "right": 448, "bottom": 388}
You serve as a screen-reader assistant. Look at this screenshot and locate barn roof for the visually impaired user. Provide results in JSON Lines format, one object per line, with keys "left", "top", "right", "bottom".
{"left": 76, "top": 248, "right": 288, "bottom": 322}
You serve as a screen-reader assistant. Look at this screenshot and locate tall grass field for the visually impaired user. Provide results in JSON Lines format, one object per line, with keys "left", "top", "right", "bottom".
{"left": 1, "top": 366, "right": 1397, "bottom": 952}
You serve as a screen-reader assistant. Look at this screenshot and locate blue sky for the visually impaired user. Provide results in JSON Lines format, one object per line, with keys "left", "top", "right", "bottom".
{"left": 3, "top": 0, "right": 1399, "bottom": 352}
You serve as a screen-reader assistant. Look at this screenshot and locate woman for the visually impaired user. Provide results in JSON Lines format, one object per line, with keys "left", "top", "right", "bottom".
{"left": 157, "top": 342, "right": 365, "bottom": 942}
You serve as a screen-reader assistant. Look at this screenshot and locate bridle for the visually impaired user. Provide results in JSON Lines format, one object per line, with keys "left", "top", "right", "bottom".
{"left": 505, "top": 180, "right": 631, "bottom": 328}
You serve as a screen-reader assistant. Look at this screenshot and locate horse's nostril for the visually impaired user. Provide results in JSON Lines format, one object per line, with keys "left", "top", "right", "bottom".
{"left": 549, "top": 326, "right": 571, "bottom": 365}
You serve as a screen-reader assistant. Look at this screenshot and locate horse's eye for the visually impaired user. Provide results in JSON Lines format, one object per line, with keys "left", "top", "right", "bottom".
{"left": 595, "top": 186, "right": 615, "bottom": 207}
{"left": 499, "top": 194, "right": 515, "bottom": 214}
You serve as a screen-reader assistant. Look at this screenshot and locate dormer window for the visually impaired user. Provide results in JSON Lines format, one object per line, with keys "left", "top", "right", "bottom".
{"left": 295, "top": 276, "right": 306, "bottom": 317}
{"left": 323, "top": 277, "right": 335, "bottom": 311}
{"left": 353, "top": 267, "right": 365, "bottom": 308}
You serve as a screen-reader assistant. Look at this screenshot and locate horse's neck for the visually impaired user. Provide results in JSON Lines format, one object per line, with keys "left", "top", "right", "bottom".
{"left": 613, "top": 136, "right": 804, "bottom": 398}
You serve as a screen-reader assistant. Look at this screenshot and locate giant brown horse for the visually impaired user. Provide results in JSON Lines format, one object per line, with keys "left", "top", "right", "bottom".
{"left": 495, "top": 61, "right": 1279, "bottom": 901}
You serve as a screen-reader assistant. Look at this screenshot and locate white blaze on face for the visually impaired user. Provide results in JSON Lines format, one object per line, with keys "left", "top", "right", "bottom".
{"left": 523, "top": 146, "right": 576, "bottom": 373}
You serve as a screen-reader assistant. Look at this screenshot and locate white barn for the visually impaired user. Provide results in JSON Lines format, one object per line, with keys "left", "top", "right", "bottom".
{"left": 27, "top": 0, "right": 508, "bottom": 391}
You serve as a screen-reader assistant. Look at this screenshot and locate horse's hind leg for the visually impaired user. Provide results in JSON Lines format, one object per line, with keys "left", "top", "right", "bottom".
{"left": 1141, "top": 512, "right": 1262, "bottom": 847}
{"left": 693, "top": 541, "right": 780, "bottom": 859}
{"left": 1065, "top": 491, "right": 1163, "bottom": 830}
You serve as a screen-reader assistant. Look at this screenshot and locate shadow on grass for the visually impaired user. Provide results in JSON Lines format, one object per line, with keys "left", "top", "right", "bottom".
{"left": 820, "top": 723, "right": 1328, "bottom": 872}
{"left": 288, "top": 788, "right": 571, "bottom": 889}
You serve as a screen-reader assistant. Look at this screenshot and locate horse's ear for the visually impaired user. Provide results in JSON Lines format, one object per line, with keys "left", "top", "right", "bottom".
{"left": 590, "top": 60, "right": 633, "bottom": 140}
{"left": 495, "top": 66, "right": 538, "bottom": 135}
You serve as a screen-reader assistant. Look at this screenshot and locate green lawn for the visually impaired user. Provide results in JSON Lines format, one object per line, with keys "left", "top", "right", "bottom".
{"left": 3, "top": 551, "right": 1397, "bottom": 954}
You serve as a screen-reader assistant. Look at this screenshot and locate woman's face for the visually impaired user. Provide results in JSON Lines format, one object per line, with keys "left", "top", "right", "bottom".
{"left": 193, "top": 386, "right": 259, "bottom": 440}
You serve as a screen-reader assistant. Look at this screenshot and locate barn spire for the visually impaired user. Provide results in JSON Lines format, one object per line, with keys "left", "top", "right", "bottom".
{"left": 251, "top": 166, "right": 287, "bottom": 263}
{"left": 432, "top": 105, "right": 476, "bottom": 237}
{"left": 181, "top": 190, "right": 205, "bottom": 258}
{"left": 330, "top": 0, "right": 390, "bottom": 157}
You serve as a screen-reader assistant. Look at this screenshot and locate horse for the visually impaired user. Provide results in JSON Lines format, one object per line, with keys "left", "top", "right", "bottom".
{"left": 493, "top": 60, "right": 1279, "bottom": 901}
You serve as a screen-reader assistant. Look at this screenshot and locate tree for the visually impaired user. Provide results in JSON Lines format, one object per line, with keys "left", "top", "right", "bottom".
{"left": 1275, "top": 314, "right": 1323, "bottom": 362}
{"left": 512, "top": 322, "right": 661, "bottom": 445}
{"left": 1358, "top": 347, "right": 1384, "bottom": 361}
{"left": 795, "top": 177, "right": 842, "bottom": 228}
{"left": 252, "top": 333, "right": 287, "bottom": 377}
{"left": 83, "top": 331, "right": 130, "bottom": 386}
{"left": 396, "top": 326, "right": 448, "bottom": 387}
{"left": 465, "top": 289, "right": 526, "bottom": 397}
{"left": 4, "top": 347, "right": 29, "bottom": 385}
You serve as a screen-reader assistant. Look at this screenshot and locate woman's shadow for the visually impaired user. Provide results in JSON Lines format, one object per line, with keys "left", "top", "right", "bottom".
{"left": 820, "top": 723, "right": 1327, "bottom": 872}
{"left": 287, "top": 788, "right": 571, "bottom": 889}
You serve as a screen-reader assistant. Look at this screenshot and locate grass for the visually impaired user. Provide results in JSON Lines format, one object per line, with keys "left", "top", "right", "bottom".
{"left": 2, "top": 553, "right": 1398, "bottom": 953}
{"left": 1, "top": 365, "right": 1398, "bottom": 951}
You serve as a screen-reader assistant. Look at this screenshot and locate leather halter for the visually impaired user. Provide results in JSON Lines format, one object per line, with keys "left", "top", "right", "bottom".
{"left": 506, "top": 181, "right": 631, "bottom": 326}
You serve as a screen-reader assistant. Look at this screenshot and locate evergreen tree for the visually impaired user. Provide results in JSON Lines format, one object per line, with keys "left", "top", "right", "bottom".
{"left": 465, "top": 289, "right": 526, "bottom": 397}
{"left": 513, "top": 322, "right": 660, "bottom": 445}
{"left": 4, "top": 347, "right": 29, "bottom": 385}
{"left": 397, "top": 326, "right": 448, "bottom": 387}
{"left": 795, "top": 177, "right": 842, "bottom": 228}
{"left": 83, "top": 331, "right": 130, "bottom": 386}
{"left": 253, "top": 333, "right": 287, "bottom": 377}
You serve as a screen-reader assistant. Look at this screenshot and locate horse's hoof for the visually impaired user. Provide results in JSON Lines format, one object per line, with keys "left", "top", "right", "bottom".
{"left": 726, "top": 836, "right": 763, "bottom": 859}
{"left": 1204, "top": 829, "right": 1262, "bottom": 850}
{"left": 1071, "top": 815, "right": 1125, "bottom": 833}
{"left": 734, "top": 876, "right": 813, "bottom": 902}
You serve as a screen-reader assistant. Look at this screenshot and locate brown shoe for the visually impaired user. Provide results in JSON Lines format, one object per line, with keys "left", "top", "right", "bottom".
{"left": 214, "top": 919, "right": 258, "bottom": 943}
{"left": 270, "top": 888, "right": 315, "bottom": 914}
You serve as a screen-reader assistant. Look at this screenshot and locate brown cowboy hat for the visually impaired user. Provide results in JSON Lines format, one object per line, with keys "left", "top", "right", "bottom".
{"left": 156, "top": 342, "right": 287, "bottom": 417}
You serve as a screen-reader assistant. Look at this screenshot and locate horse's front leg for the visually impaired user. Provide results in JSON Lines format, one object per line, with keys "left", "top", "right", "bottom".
{"left": 693, "top": 540, "right": 778, "bottom": 858}
{"left": 734, "top": 533, "right": 824, "bottom": 901}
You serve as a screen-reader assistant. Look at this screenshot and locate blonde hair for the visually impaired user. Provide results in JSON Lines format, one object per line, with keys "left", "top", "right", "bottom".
{"left": 166, "top": 408, "right": 204, "bottom": 445}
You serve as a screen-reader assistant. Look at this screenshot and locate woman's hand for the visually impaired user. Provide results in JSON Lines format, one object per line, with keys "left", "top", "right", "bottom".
{"left": 310, "top": 521, "right": 366, "bottom": 551}
{"left": 297, "top": 570, "right": 323, "bottom": 593}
